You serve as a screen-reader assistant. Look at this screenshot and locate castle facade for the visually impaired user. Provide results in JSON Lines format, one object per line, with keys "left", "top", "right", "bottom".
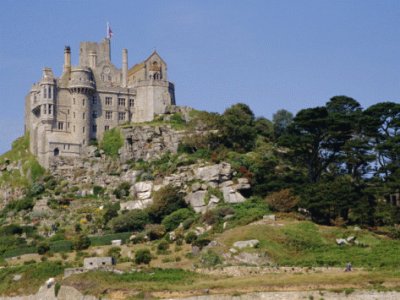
{"left": 25, "top": 38, "right": 175, "bottom": 167}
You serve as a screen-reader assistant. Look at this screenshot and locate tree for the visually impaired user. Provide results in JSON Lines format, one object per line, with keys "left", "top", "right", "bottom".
{"left": 363, "top": 102, "right": 400, "bottom": 179}
{"left": 254, "top": 117, "right": 273, "bottom": 139}
{"left": 300, "top": 176, "right": 362, "bottom": 225}
{"left": 272, "top": 109, "right": 293, "bottom": 138}
{"left": 220, "top": 103, "right": 257, "bottom": 152}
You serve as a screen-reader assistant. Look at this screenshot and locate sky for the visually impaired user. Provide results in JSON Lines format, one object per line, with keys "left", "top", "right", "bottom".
{"left": 0, "top": 0, "right": 399, "bottom": 154}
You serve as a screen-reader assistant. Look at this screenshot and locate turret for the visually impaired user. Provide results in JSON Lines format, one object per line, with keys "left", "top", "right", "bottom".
{"left": 122, "top": 48, "right": 128, "bottom": 87}
{"left": 68, "top": 68, "right": 95, "bottom": 147}
{"left": 39, "top": 68, "right": 56, "bottom": 122}
{"left": 89, "top": 50, "right": 97, "bottom": 69}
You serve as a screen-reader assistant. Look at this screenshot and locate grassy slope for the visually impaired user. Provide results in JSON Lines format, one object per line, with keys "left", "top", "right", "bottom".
{"left": 59, "top": 219, "right": 400, "bottom": 298}
{"left": 0, "top": 134, "right": 45, "bottom": 188}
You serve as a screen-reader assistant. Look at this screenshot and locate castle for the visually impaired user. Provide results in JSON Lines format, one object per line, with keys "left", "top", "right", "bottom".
{"left": 24, "top": 38, "right": 176, "bottom": 167}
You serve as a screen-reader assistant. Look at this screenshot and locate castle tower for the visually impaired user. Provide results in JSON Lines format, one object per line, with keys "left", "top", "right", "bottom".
{"left": 68, "top": 68, "right": 95, "bottom": 148}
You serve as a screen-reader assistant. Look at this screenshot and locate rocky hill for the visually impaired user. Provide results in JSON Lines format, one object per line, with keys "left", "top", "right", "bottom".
{"left": 0, "top": 102, "right": 399, "bottom": 299}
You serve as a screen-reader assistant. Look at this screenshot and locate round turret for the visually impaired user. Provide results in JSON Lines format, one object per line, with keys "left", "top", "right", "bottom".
{"left": 69, "top": 67, "right": 95, "bottom": 93}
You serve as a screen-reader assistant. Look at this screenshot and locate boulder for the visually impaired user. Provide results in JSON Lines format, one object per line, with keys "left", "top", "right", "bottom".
{"left": 233, "top": 252, "right": 269, "bottom": 266}
{"left": 185, "top": 191, "right": 207, "bottom": 213}
{"left": 263, "top": 214, "right": 276, "bottom": 221}
{"left": 120, "top": 199, "right": 153, "bottom": 210}
{"left": 222, "top": 187, "right": 246, "bottom": 203}
{"left": 233, "top": 239, "right": 260, "bottom": 249}
{"left": 194, "top": 164, "right": 221, "bottom": 182}
{"left": 111, "top": 239, "right": 122, "bottom": 246}
{"left": 134, "top": 181, "right": 153, "bottom": 200}
{"left": 336, "top": 238, "right": 348, "bottom": 245}
{"left": 207, "top": 195, "right": 220, "bottom": 210}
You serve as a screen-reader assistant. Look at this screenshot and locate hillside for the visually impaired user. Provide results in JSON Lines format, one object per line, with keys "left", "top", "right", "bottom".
{"left": 0, "top": 99, "right": 399, "bottom": 299}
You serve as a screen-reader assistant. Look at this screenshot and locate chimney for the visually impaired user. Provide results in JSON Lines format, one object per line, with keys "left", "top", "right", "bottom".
{"left": 63, "top": 46, "right": 71, "bottom": 73}
{"left": 89, "top": 51, "right": 97, "bottom": 69}
{"left": 122, "top": 48, "right": 128, "bottom": 87}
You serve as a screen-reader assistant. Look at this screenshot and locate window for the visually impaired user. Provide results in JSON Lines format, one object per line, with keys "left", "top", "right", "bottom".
{"left": 118, "top": 98, "right": 126, "bottom": 106}
{"left": 43, "top": 105, "right": 47, "bottom": 114}
{"left": 129, "top": 98, "right": 134, "bottom": 107}
{"left": 118, "top": 112, "right": 126, "bottom": 121}
{"left": 105, "top": 97, "right": 112, "bottom": 105}
{"left": 92, "top": 125, "right": 97, "bottom": 133}
{"left": 48, "top": 104, "right": 52, "bottom": 115}
{"left": 73, "top": 98, "right": 76, "bottom": 105}
{"left": 83, "top": 139, "right": 85, "bottom": 145}
{"left": 67, "top": 122, "right": 70, "bottom": 129}
{"left": 83, "top": 112, "right": 85, "bottom": 119}
{"left": 73, "top": 125, "right": 75, "bottom": 132}
{"left": 105, "top": 111, "right": 113, "bottom": 120}
{"left": 105, "top": 125, "right": 110, "bottom": 131}
{"left": 48, "top": 87, "right": 52, "bottom": 98}
{"left": 92, "top": 96, "right": 97, "bottom": 105}
{"left": 67, "top": 109, "right": 70, "bottom": 115}
{"left": 92, "top": 111, "right": 97, "bottom": 119}
{"left": 58, "top": 122, "right": 64, "bottom": 130}
{"left": 43, "top": 87, "right": 47, "bottom": 98}
{"left": 83, "top": 99, "right": 85, "bottom": 106}
{"left": 73, "top": 112, "right": 76, "bottom": 118}
{"left": 83, "top": 127, "right": 85, "bottom": 133}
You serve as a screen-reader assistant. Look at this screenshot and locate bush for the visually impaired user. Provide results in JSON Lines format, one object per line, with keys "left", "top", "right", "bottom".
{"left": 30, "top": 183, "right": 45, "bottom": 196}
{"left": 157, "top": 240, "right": 170, "bottom": 251}
{"left": 100, "top": 128, "right": 123, "bottom": 157}
{"left": 110, "top": 210, "right": 150, "bottom": 232}
{"left": 107, "top": 246, "right": 122, "bottom": 261}
{"left": 185, "top": 231, "right": 197, "bottom": 244}
{"left": 72, "top": 234, "right": 91, "bottom": 250}
{"left": 265, "top": 189, "right": 299, "bottom": 212}
{"left": 145, "top": 224, "right": 166, "bottom": 240}
{"left": 93, "top": 185, "right": 105, "bottom": 196}
{"left": 162, "top": 208, "right": 194, "bottom": 232}
{"left": 0, "top": 224, "right": 23, "bottom": 235}
{"left": 147, "top": 185, "right": 186, "bottom": 222}
{"left": 135, "top": 249, "right": 152, "bottom": 265}
{"left": 6, "top": 197, "right": 34, "bottom": 212}
{"left": 113, "top": 182, "right": 131, "bottom": 199}
{"left": 200, "top": 250, "right": 222, "bottom": 267}
{"left": 37, "top": 242, "right": 50, "bottom": 255}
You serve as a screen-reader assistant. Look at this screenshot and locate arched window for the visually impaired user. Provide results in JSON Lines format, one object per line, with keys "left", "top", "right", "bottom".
{"left": 54, "top": 148, "right": 59, "bottom": 156}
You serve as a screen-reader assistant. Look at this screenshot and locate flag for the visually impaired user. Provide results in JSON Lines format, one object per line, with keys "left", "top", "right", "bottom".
{"left": 107, "top": 22, "right": 113, "bottom": 39}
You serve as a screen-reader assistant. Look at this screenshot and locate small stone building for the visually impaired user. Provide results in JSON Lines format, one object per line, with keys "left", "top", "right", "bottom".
{"left": 83, "top": 256, "right": 114, "bottom": 270}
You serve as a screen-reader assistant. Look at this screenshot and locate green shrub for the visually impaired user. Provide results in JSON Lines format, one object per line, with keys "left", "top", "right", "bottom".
{"left": 110, "top": 210, "right": 150, "bottom": 232}
{"left": 147, "top": 185, "right": 186, "bottom": 222}
{"left": 93, "top": 185, "right": 105, "bottom": 196}
{"left": 200, "top": 250, "right": 222, "bottom": 267}
{"left": 157, "top": 240, "right": 170, "bottom": 251}
{"left": 182, "top": 217, "right": 195, "bottom": 230}
{"left": 113, "top": 182, "right": 131, "bottom": 199}
{"left": 107, "top": 246, "right": 122, "bottom": 261}
{"left": 5, "top": 197, "right": 34, "bottom": 212}
{"left": 185, "top": 231, "right": 197, "bottom": 244}
{"left": 30, "top": 182, "right": 45, "bottom": 196}
{"left": 0, "top": 224, "right": 23, "bottom": 235}
{"left": 162, "top": 208, "right": 194, "bottom": 232}
{"left": 266, "top": 189, "right": 299, "bottom": 212}
{"left": 145, "top": 224, "right": 166, "bottom": 240}
{"left": 37, "top": 242, "right": 50, "bottom": 255}
{"left": 72, "top": 234, "right": 91, "bottom": 250}
{"left": 135, "top": 249, "right": 152, "bottom": 265}
{"left": 100, "top": 128, "right": 123, "bottom": 157}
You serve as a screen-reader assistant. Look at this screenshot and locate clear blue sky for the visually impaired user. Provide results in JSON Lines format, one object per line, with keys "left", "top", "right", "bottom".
{"left": 0, "top": 0, "right": 399, "bottom": 154}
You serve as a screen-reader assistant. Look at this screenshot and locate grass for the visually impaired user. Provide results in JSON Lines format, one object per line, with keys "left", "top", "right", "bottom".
{"left": 218, "top": 220, "right": 400, "bottom": 269}
{"left": 0, "top": 261, "right": 65, "bottom": 296}
{"left": 62, "top": 268, "right": 400, "bottom": 298}
{"left": 0, "top": 134, "right": 45, "bottom": 187}
{"left": 89, "top": 232, "right": 132, "bottom": 246}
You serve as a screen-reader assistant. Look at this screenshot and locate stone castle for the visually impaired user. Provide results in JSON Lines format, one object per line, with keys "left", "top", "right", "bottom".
{"left": 25, "top": 38, "right": 176, "bottom": 167}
